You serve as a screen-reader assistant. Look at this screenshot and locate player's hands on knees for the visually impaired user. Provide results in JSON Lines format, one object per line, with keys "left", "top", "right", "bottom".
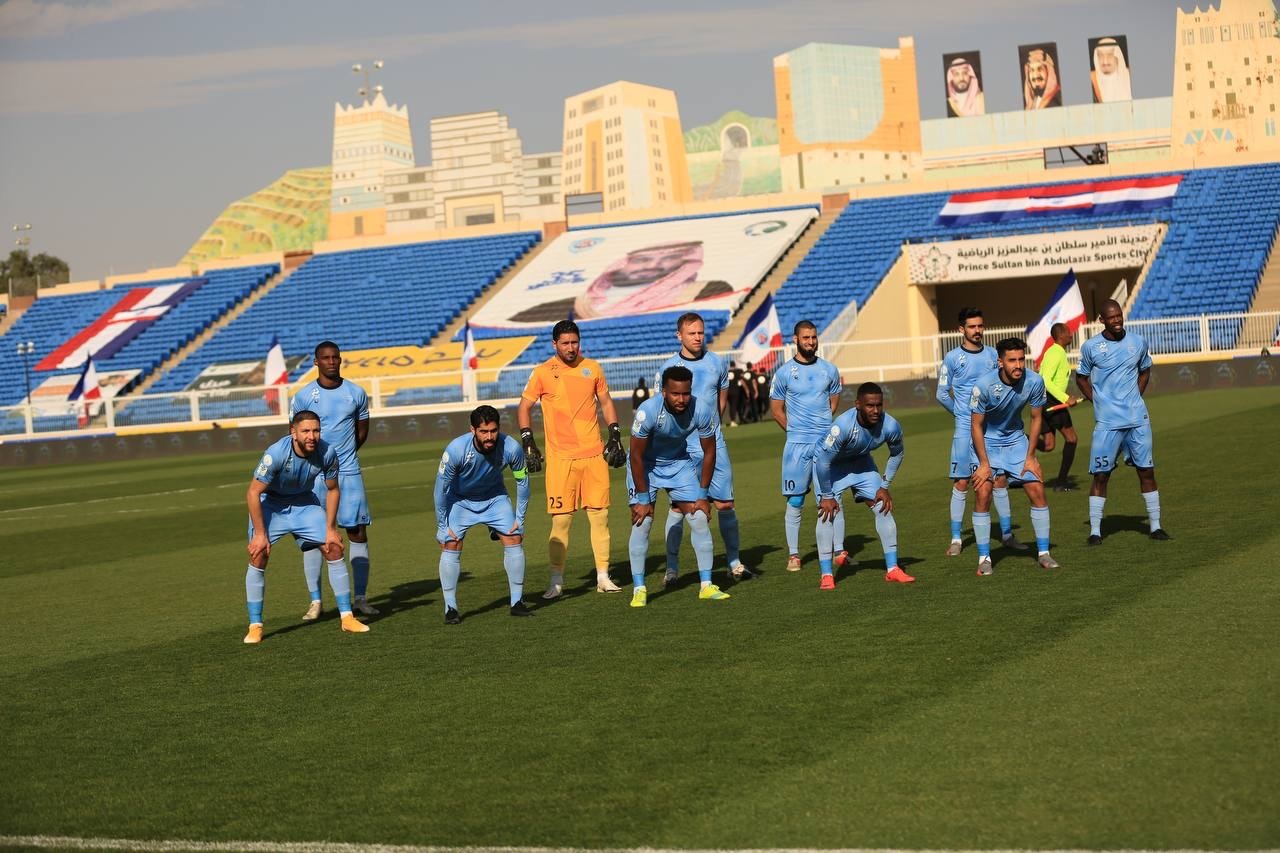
{"left": 970, "top": 464, "right": 992, "bottom": 491}
{"left": 507, "top": 521, "right": 523, "bottom": 536}
{"left": 818, "top": 497, "right": 840, "bottom": 521}
{"left": 631, "top": 502, "right": 654, "bottom": 526}
{"left": 873, "top": 488, "right": 893, "bottom": 515}
{"left": 323, "top": 530, "right": 344, "bottom": 561}
{"left": 693, "top": 497, "right": 711, "bottom": 518}
{"left": 248, "top": 533, "right": 271, "bottom": 565}
{"left": 520, "top": 429, "right": 543, "bottom": 473}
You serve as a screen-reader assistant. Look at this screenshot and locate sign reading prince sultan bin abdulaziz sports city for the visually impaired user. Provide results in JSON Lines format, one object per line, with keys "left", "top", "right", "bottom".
{"left": 906, "top": 225, "right": 1161, "bottom": 284}
{"left": 467, "top": 208, "right": 817, "bottom": 331}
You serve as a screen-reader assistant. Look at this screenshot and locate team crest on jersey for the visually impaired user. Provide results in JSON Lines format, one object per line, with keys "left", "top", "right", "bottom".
{"left": 956, "top": 354, "right": 966, "bottom": 371}
{"left": 790, "top": 365, "right": 799, "bottom": 380}
{"left": 1098, "top": 342, "right": 1108, "bottom": 353}
{"left": 582, "top": 367, "right": 592, "bottom": 377}
{"left": 255, "top": 454, "right": 272, "bottom": 477}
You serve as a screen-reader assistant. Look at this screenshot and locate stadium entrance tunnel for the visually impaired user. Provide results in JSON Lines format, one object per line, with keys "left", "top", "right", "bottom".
{"left": 927, "top": 267, "right": 1141, "bottom": 332}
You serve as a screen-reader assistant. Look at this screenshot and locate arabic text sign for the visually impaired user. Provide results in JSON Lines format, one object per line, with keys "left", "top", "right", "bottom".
{"left": 291, "top": 339, "right": 534, "bottom": 391}
{"left": 906, "top": 225, "right": 1159, "bottom": 284}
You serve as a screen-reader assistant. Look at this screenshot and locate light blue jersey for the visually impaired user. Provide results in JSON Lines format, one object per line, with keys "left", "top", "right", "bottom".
{"left": 937, "top": 344, "right": 999, "bottom": 425}
{"left": 813, "top": 411, "right": 905, "bottom": 498}
{"left": 1077, "top": 331, "right": 1152, "bottom": 429}
{"left": 253, "top": 434, "right": 338, "bottom": 502}
{"left": 434, "top": 433, "right": 530, "bottom": 531}
{"left": 631, "top": 395, "right": 717, "bottom": 472}
{"left": 970, "top": 371, "right": 1047, "bottom": 446}
{"left": 770, "top": 357, "right": 843, "bottom": 443}
{"left": 290, "top": 379, "right": 370, "bottom": 474}
{"left": 656, "top": 351, "right": 728, "bottom": 429}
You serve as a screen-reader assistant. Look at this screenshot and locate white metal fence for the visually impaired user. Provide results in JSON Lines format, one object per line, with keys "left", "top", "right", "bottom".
{"left": 4, "top": 309, "right": 1277, "bottom": 439}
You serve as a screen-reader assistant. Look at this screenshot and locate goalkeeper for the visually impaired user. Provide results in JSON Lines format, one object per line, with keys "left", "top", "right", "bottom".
{"left": 517, "top": 320, "right": 628, "bottom": 598}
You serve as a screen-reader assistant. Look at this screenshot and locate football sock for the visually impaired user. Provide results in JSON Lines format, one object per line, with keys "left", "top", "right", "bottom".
{"left": 784, "top": 501, "right": 803, "bottom": 555}
{"left": 688, "top": 510, "right": 714, "bottom": 585}
{"left": 586, "top": 507, "right": 611, "bottom": 571}
{"left": 1089, "top": 496, "right": 1106, "bottom": 537}
{"left": 1143, "top": 490, "right": 1162, "bottom": 532}
{"left": 1030, "top": 505, "right": 1051, "bottom": 553}
{"left": 629, "top": 515, "right": 653, "bottom": 588}
{"left": 1058, "top": 441, "right": 1077, "bottom": 483}
{"left": 949, "top": 487, "right": 967, "bottom": 540}
{"left": 302, "top": 548, "right": 323, "bottom": 602}
{"left": 873, "top": 501, "right": 898, "bottom": 569}
{"left": 327, "top": 558, "right": 353, "bottom": 615}
{"left": 718, "top": 507, "right": 741, "bottom": 567}
{"left": 245, "top": 565, "right": 265, "bottom": 624}
{"left": 548, "top": 513, "right": 572, "bottom": 571}
{"left": 973, "top": 511, "right": 992, "bottom": 559}
{"left": 832, "top": 505, "right": 846, "bottom": 556}
{"left": 815, "top": 516, "right": 835, "bottom": 563}
{"left": 503, "top": 545, "right": 525, "bottom": 606}
{"left": 993, "top": 487, "right": 1013, "bottom": 537}
{"left": 664, "top": 508, "right": 684, "bottom": 572}
{"left": 349, "top": 541, "right": 370, "bottom": 598}
{"left": 439, "top": 549, "right": 461, "bottom": 612}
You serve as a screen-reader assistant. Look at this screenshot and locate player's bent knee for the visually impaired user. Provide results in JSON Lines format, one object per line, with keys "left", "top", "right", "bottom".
{"left": 322, "top": 542, "right": 344, "bottom": 561}
{"left": 498, "top": 534, "right": 523, "bottom": 546}
{"left": 714, "top": 500, "right": 734, "bottom": 511}
{"left": 786, "top": 495, "right": 805, "bottom": 508}
{"left": 441, "top": 540, "right": 464, "bottom": 552}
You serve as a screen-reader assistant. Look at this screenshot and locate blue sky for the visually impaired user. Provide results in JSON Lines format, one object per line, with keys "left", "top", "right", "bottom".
{"left": 0, "top": 0, "right": 1187, "bottom": 280}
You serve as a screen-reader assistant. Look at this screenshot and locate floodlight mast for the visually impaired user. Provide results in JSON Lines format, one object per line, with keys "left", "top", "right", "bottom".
{"left": 352, "top": 60, "right": 385, "bottom": 104}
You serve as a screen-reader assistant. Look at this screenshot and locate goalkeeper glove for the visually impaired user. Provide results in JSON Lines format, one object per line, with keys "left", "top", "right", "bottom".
{"left": 603, "top": 423, "right": 626, "bottom": 468}
{"left": 520, "top": 428, "right": 543, "bottom": 473}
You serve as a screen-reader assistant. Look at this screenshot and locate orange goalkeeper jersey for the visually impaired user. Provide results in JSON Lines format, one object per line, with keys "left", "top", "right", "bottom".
{"left": 522, "top": 356, "right": 610, "bottom": 460}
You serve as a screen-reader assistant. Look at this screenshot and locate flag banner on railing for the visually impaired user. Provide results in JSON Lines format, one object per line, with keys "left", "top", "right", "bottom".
{"left": 1026, "top": 269, "right": 1088, "bottom": 367}
{"left": 36, "top": 278, "right": 206, "bottom": 370}
{"left": 736, "top": 294, "right": 783, "bottom": 373}
{"left": 936, "top": 175, "right": 1181, "bottom": 226}
{"left": 263, "top": 336, "right": 289, "bottom": 414}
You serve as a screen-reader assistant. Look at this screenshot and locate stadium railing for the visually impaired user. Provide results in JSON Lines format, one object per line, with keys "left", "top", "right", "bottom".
{"left": 3, "top": 309, "right": 1276, "bottom": 438}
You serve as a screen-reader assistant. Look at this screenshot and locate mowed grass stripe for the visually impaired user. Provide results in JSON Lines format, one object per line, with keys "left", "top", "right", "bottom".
{"left": 1, "top": 389, "right": 1276, "bottom": 848}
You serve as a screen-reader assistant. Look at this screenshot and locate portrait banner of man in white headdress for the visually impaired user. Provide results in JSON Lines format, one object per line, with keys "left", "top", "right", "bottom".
{"left": 1090, "top": 35, "right": 1132, "bottom": 103}
{"left": 1019, "top": 42, "right": 1063, "bottom": 110}
{"left": 943, "top": 51, "right": 986, "bottom": 118}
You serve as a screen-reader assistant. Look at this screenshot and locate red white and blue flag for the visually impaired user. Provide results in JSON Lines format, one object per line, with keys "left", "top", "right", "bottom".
{"left": 263, "top": 335, "right": 289, "bottom": 414}
{"left": 736, "top": 294, "right": 783, "bottom": 373}
{"left": 37, "top": 278, "right": 206, "bottom": 370}
{"left": 937, "top": 175, "right": 1182, "bottom": 226}
{"left": 461, "top": 320, "right": 478, "bottom": 372}
{"left": 1026, "top": 269, "right": 1088, "bottom": 367}
{"left": 67, "top": 355, "right": 102, "bottom": 425}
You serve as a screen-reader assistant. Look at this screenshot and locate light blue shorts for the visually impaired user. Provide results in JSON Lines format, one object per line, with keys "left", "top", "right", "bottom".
{"left": 627, "top": 457, "right": 703, "bottom": 505}
{"left": 949, "top": 423, "right": 978, "bottom": 480}
{"left": 248, "top": 496, "right": 327, "bottom": 550}
{"left": 689, "top": 433, "right": 733, "bottom": 502}
{"left": 981, "top": 435, "right": 1041, "bottom": 485}
{"left": 823, "top": 457, "right": 885, "bottom": 504}
{"left": 439, "top": 496, "right": 519, "bottom": 544}
{"left": 1089, "top": 421, "right": 1155, "bottom": 473}
{"left": 781, "top": 439, "right": 821, "bottom": 496}
{"left": 311, "top": 471, "right": 371, "bottom": 529}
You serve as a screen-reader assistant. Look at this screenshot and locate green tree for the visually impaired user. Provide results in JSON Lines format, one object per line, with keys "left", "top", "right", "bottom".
{"left": 2, "top": 249, "right": 70, "bottom": 297}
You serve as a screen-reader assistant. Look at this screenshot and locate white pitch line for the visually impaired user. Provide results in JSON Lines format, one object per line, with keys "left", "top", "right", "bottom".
{"left": 0, "top": 839, "right": 1217, "bottom": 853}
{"left": 0, "top": 488, "right": 198, "bottom": 515}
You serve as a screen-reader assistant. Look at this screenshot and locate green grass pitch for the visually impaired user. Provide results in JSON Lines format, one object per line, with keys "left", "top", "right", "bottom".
{"left": 2, "top": 386, "right": 1278, "bottom": 850}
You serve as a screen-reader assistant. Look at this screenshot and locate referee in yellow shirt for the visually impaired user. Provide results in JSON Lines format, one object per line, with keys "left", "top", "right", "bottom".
{"left": 517, "top": 320, "right": 628, "bottom": 598}
{"left": 1036, "top": 322, "right": 1081, "bottom": 491}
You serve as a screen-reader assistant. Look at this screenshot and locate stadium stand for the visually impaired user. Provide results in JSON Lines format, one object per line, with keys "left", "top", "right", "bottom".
{"left": 773, "top": 163, "right": 1280, "bottom": 352}
{"left": 121, "top": 232, "right": 539, "bottom": 422}
{"left": 0, "top": 264, "right": 277, "bottom": 406}
{"left": 460, "top": 206, "right": 818, "bottom": 359}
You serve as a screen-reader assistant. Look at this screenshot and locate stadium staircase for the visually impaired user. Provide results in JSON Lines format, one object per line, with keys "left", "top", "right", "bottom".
{"left": 717, "top": 209, "right": 839, "bottom": 347}
{"left": 128, "top": 263, "right": 297, "bottom": 396}
{"left": 426, "top": 236, "right": 553, "bottom": 349}
{"left": 1116, "top": 223, "right": 1168, "bottom": 313}
{"left": 1246, "top": 220, "right": 1280, "bottom": 315}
